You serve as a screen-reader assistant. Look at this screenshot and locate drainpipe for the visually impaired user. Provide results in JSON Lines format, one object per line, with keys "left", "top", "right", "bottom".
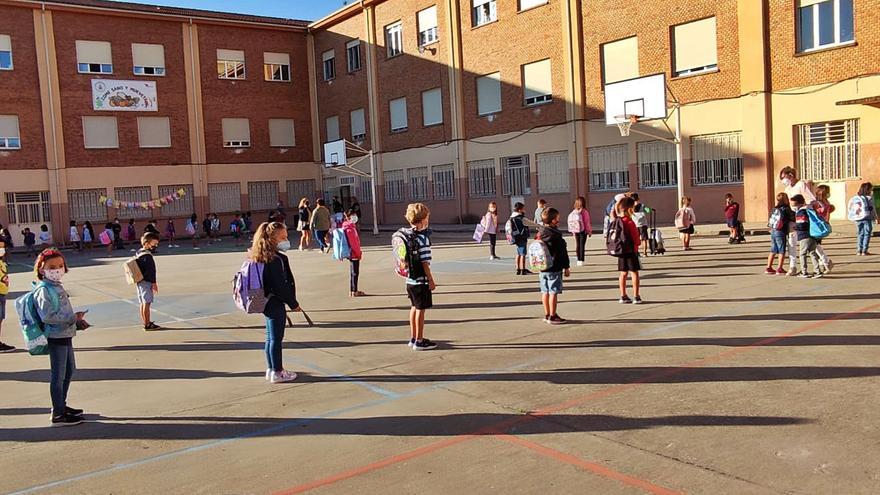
{"left": 42, "top": 2, "right": 63, "bottom": 235}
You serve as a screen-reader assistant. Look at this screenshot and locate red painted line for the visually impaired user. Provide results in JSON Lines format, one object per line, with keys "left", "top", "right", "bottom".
{"left": 494, "top": 434, "right": 683, "bottom": 495}
{"left": 274, "top": 302, "right": 880, "bottom": 494}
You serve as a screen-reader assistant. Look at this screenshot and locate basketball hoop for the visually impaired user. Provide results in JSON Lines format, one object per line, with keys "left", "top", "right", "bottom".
{"left": 614, "top": 114, "right": 639, "bottom": 137}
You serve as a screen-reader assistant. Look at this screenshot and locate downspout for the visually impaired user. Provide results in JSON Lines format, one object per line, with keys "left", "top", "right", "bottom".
{"left": 188, "top": 17, "right": 205, "bottom": 215}
{"left": 42, "top": 2, "right": 63, "bottom": 232}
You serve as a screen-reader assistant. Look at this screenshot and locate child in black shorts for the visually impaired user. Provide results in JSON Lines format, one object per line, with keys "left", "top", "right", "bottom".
{"left": 401, "top": 203, "right": 437, "bottom": 351}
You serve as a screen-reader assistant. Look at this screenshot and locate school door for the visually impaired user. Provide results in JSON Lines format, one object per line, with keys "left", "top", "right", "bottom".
{"left": 5, "top": 192, "right": 52, "bottom": 246}
{"left": 338, "top": 177, "right": 355, "bottom": 210}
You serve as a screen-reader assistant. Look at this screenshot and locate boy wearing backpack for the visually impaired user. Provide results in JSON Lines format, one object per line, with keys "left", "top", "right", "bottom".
{"left": 765, "top": 193, "right": 794, "bottom": 274}
{"left": 791, "top": 194, "right": 821, "bottom": 279}
{"left": 537, "top": 208, "right": 570, "bottom": 324}
{"left": 509, "top": 202, "right": 532, "bottom": 275}
{"left": 0, "top": 237, "right": 13, "bottom": 353}
{"left": 848, "top": 182, "right": 878, "bottom": 256}
{"left": 400, "top": 203, "right": 437, "bottom": 350}
{"left": 136, "top": 233, "right": 162, "bottom": 330}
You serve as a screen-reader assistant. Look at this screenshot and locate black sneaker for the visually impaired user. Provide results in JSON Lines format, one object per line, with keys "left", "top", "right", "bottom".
{"left": 548, "top": 315, "right": 566, "bottom": 325}
{"left": 0, "top": 342, "right": 15, "bottom": 353}
{"left": 51, "top": 413, "right": 83, "bottom": 427}
{"left": 413, "top": 339, "right": 438, "bottom": 351}
{"left": 521, "top": 269, "right": 534, "bottom": 275}
{"left": 619, "top": 296, "right": 633, "bottom": 304}
{"left": 516, "top": 269, "right": 522, "bottom": 275}
{"left": 65, "top": 406, "right": 84, "bottom": 416}
{"left": 144, "top": 322, "right": 162, "bottom": 331}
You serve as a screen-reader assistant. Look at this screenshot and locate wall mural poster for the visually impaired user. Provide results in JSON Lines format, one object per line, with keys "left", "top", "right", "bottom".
{"left": 92, "top": 79, "right": 158, "bottom": 111}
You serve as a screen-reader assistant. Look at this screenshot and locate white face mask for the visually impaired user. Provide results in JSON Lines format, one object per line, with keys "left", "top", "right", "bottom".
{"left": 277, "top": 240, "right": 291, "bottom": 252}
{"left": 782, "top": 178, "right": 792, "bottom": 187}
{"left": 349, "top": 215, "right": 359, "bottom": 224}
{"left": 43, "top": 268, "right": 65, "bottom": 282}
{"left": 0, "top": 248, "right": 5, "bottom": 257}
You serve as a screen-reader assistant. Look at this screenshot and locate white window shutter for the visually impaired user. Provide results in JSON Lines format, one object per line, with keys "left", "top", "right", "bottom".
{"left": 477, "top": 72, "right": 502, "bottom": 115}
{"left": 523, "top": 59, "right": 552, "bottom": 99}
{"left": 390, "top": 97, "right": 408, "bottom": 131}
{"left": 422, "top": 88, "right": 443, "bottom": 126}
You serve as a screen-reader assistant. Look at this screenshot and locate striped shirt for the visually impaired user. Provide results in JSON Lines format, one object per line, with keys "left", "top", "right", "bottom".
{"left": 405, "top": 229, "right": 432, "bottom": 285}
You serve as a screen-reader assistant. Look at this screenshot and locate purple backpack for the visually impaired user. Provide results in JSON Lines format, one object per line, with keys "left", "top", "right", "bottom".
{"left": 233, "top": 260, "right": 268, "bottom": 314}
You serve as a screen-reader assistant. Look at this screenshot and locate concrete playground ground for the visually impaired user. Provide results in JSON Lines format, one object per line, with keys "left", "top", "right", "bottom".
{"left": 1, "top": 225, "right": 879, "bottom": 495}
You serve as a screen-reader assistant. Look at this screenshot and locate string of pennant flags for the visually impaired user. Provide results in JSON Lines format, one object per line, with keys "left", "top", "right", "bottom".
{"left": 98, "top": 188, "right": 187, "bottom": 210}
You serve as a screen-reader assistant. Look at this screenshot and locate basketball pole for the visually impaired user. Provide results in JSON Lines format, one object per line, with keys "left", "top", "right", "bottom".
{"left": 674, "top": 102, "right": 684, "bottom": 204}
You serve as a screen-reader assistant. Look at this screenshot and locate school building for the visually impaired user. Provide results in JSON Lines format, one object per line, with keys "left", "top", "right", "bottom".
{"left": 1, "top": 0, "right": 879, "bottom": 245}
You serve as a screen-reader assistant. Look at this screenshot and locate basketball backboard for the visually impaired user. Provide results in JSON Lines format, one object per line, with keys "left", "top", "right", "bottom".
{"left": 323, "top": 139, "right": 347, "bottom": 167}
{"left": 604, "top": 73, "right": 668, "bottom": 126}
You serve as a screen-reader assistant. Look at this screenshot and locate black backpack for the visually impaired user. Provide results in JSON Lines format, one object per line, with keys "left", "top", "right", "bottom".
{"left": 392, "top": 228, "right": 426, "bottom": 280}
{"left": 605, "top": 217, "right": 634, "bottom": 257}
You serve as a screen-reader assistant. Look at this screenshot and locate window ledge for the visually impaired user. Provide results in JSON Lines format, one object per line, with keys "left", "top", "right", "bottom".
{"left": 517, "top": 2, "right": 549, "bottom": 14}
{"left": 795, "top": 40, "right": 857, "bottom": 57}
{"left": 692, "top": 181, "right": 744, "bottom": 187}
{"left": 639, "top": 185, "right": 678, "bottom": 190}
{"left": 523, "top": 99, "right": 553, "bottom": 109}
{"left": 265, "top": 79, "right": 292, "bottom": 83}
{"left": 471, "top": 19, "right": 499, "bottom": 31}
{"left": 478, "top": 111, "right": 501, "bottom": 118}
{"left": 671, "top": 67, "right": 719, "bottom": 80}
{"left": 386, "top": 53, "right": 403, "bottom": 61}
{"left": 423, "top": 122, "right": 444, "bottom": 129}
{"left": 390, "top": 128, "right": 408, "bottom": 134}
{"left": 419, "top": 40, "right": 440, "bottom": 49}
{"left": 347, "top": 68, "right": 362, "bottom": 74}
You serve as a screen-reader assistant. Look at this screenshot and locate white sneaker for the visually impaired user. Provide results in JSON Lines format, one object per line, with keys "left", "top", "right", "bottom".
{"left": 489, "top": 255, "right": 494, "bottom": 260}
{"left": 193, "top": 247, "right": 200, "bottom": 250}
{"left": 168, "top": 244, "right": 173, "bottom": 248}
{"left": 265, "top": 369, "right": 272, "bottom": 381}
{"left": 576, "top": 261, "right": 584, "bottom": 267}
{"left": 269, "top": 370, "right": 297, "bottom": 383}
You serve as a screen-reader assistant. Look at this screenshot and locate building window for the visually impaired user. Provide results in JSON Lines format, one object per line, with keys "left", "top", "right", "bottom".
{"left": 0, "top": 115, "right": 21, "bottom": 150}
{"left": 346, "top": 40, "right": 362, "bottom": 72}
{"left": 76, "top": 40, "right": 112, "bottom": 74}
{"left": 137, "top": 117, "right": 171, "bottom": 148}
{"left": 322, "top": 49, "right": 336, "bottom": 80}
{"left": 1, "top": 35, "right": 14, "bottom": 70}
{"left": 263, "top": 52, "right": 291, "bottom": 82}
{"left": 132, "top": 43, "right": 165, "bottom": 76}
{"left": 798, "top": 0, "right": 854, "bottom": 52}
{"left": 82, "top": 116, "right": 119, "bottom": 149}
{"left": 588, "top": 144, "right": 629, "bottom": 192}
{"left": 217, "top": 49, "right": 246, "bottom": 79}
{"left": 350, "top": 108, "right": 366, "bottom": 142}
{"left": 798, "top": 119, "right": 859, "bottom": 181}
{"left": 5, "top": 192, "right": 51, "bottom": 226}
{"left": 269, "top": 119, "right": 296, "bottom": 147}
{"left": 114, "top": 186, "right": 152, "bottom": 219}
{"left": 502, "top": 155, "right": 531, "bottom": 196}
{"left": 68, "top": 188, "right": 108, "bottom": 223}
{"left": 638, "top": 141, "right": 677, "bottom": 188}
{"left": 472, "top": 0, "right": 497, "bottom": 27}
{"left": 287, "top": 180, "right": 315, "bottom": 207}
{"left": 537, "top": 151, "right": 568, "bottom": 194}
{"left": 477, "top": 72, "right": 501, "bottom": 116}
{"left": 421, "top": 88, "right": 443, "bottom": 126}
{"left": 672, "top": 17, "right": 718, "bottom": 77}
{"left": 418, "top": 6, "right": 439, "bottom": 46}
{"left": 390, "top": 97, "right": 408, "bottom": 133}
{"left": 326, "top": 115, "right": 340, "bottom": 142}
{"left": 208, "top": 183, "right": 242, "bottom": 213}
{"left": 519, "top": 0, "right": 548, "bottom": 11}
{"left": 432, "top": 164, "right": 456, "bottom": 200}
{"left": 386, "top": 22, "right": 403, "bottom": 58}
{"left": 408, "top": 167, "right": 429, "bottom": 200}
{"left": 221, "top": 118, "right": 250, "bottom": 148}
{"left": 468, "top": 159, "right": 496, "bottom": 197}
{"left": 248, "top": 181, "right": 279, "bottom": 211}
{"left": 384, "top": 170, "right": 405, "bottom": 203}
{"left": 691, "top": 132, "right": 743, "bottom": 185}
{"left": 523, "top": 59, "right": 552, "bottom": 106}
{"left": 159, "top": 184, "right": 194, "bottom": 217}
{"left": 601, "top": 37, "right": 638, "bottom": 84}
{"left": 359, "top": 178, "right": 373, "bottom": 203}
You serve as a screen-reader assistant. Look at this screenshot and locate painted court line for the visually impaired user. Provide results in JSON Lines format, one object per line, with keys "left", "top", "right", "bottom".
{"left": 272, "top": 301, "right": 880, "bottom": 494}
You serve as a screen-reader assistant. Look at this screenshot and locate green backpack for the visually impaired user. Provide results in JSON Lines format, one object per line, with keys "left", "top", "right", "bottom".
{"left": 14, "top": 281, "right": 56, "bottom": 356}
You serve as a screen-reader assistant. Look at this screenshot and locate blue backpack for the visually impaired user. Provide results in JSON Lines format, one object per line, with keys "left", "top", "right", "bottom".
{"left": 332, "top": 229, "right": 351, "bottom": 261}
{"left": 15, "top": 281, "right": 55, "bottom": 356}
{"left": 806, "top": 208, "right": 831, "bottom": 239}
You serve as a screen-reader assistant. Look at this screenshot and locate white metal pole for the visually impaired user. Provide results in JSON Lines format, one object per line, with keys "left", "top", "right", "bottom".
{"left": 675, "top": 103, "right": 684, "bottom": 205}
{"left": 369, "top": 150, "right": 379, "bottom": 236}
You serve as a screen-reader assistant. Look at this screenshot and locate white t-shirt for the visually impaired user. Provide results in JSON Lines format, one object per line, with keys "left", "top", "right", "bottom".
{"left": 785, "top": 180, "right": 816, "bottom": 204}
{"left": 39, "top": 231, "right": 52, "bottom": 244}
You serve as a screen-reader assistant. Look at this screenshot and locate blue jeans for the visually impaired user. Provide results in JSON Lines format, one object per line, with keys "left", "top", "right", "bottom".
{"left": 314, "top": 230, "right": 328, "bottom": 250}
{"left": 857, "top": 220, "right": 873, "bottom": 253}
{"left": 263, "top": 298, "right": 286, "bottom": 372}
{"left": 48, "top": 338, "right": 75, "bottom": 416}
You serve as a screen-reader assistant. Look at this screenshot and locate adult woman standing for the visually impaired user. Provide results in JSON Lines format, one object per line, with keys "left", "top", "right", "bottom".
{"left": 297, "top": 198, "right": 312, "bottom": 250}
{"left": 251, "top": 221, "right": 300, "bottom": 383}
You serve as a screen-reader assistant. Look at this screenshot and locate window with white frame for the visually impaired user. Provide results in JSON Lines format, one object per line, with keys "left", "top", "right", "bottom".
{"left": 797, "top": 0, "right": 854, "bottom": 53}
{"left": 248, "top": 181, "right": 279, "bottom": 211}
{"left": 601, "top": 37, "right": 638, "bottom": 84}
{"left": 137, "top": 117, "right": 171, "bottom": 148}
{"left": 287, "top": 180, "right": 315, "bottom": 207}
{"left": 114, "top": 186, "right": 152, "bottom": 219}
{"left": 82, "top": 116, "right": 119, "bottom": 149}
{"left": 408, "top": 167, "right": 429, "bottom": 200}
{"left": 350, "top": 108, "right": 366, "bottom": 142}
{"left": 208, "top": 182, "right": 242, "bottom": 213}
{"left": 386, "top": 22, "right": 403, "bottom": 58}
{"left": 519, "top": 0, "right": 548, "bottom": 10}
{"left": 132, "top": 43, "right": 165, "bottom": 76}
{"left": 422, "top": 88, "right": 443, "bottom": 126}
{"left": 501, "top": 155, "right": 531, "bottom": 196}
{"left": 326, "top": 115, "right": 340, "bottom": 142}
{"left": 263, "top": 52, "right": 291, "bottom": 82}
{"left": 76, "top": 40, "right": 112, "bottom": 74}
{"left": 159, "top": 184, "right": 194, "bottom": 217}
{"left": 346, "top": 40, "right": 361, "bottom": 72}
{"left": 691, "top": 132, "right": 743, "bottom": 185}
{"left": 322, "top": 49, "right": 336, "bottom": 81}
{"left": 672, "top": 17, "right": 718, "bottom": 76}
{"left": 269, "top": 119, "right": 296, "bottom": 147}
{"left": 0, "top": 35, "right": 12, "bottom": 70}
{"left": 468, "top": 159, "right": 496, "bottom": 197}
{"left": 359, "top": 178, "right": 373, "bottom": 203}
{"left": 68, "top": 188, "right": 108, "bottom": 223}
{"left": 432, "top": 164, "right": 456, "bottom": 200}
{"left": 0, "top": 115, "right": 21, "bottom": 150}
{"left": 477, "top": 72, "right": 501, "bottom": 115}
{"left": 390, "top": 97, "right": 408, "bottom": 132}
{"left": 588, "top": 144, "right": 629, "bottom": 191}
{"left": 217, "top": 49, "right": 246, "bottom": 79}
{"left": 418, "top": 6, "right": 439, "bottom": 46}
{"left": 523, "top": 59, "right": 552, "bottom": 106}
{"left": 638, "top": 141, "right": 677, "bottom": 188}
{"left": 797, "top": 119, "right": 859, "bottom": 181}
{"left": 384, "top": 170, "right": 405, "bottom": 203}
{"left": 537, "top": 151, "right": 569, "bottom": 194}
{"left": 472, "top": 0, "right": 497, "bottom": 27}
{"left": 5, "top": 192, "right": 51, "bottom": 226}
{"left": 222, "top": 118, "right": 250, "bottom": 148}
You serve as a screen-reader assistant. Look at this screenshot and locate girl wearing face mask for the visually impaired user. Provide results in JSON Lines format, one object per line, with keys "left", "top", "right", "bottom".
{"left": 250, "top": 222, "right": 300, "bottom": 383}
{"left": 33, "top": 248, "right": 90, "bottom": 426}
{"left": 481, "top": 202, "right": 500, "bottom": 260}
{"left": 342, "top": 209, "right": 365, "bottom": 297}
{"left": 779, "top": 166, "right": 816, "bottom": 275}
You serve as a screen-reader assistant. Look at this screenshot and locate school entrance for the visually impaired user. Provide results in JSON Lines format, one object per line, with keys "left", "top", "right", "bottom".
{"left": 4, "top": 191, "right": 52, "bottom": 247}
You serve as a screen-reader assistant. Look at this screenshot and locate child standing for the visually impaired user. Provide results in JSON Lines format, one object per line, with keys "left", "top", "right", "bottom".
{"left": 533, "top": 199, "right": 547, "bottom": 226}
{"left": 724, "top": 193, "right": 741, "bottom": 244}
{"left": 342, "top": 209, "right": 365, "bottom": 297}
{"left": 82, "top": 222, "right": 94, "bottom": 251}
{"left": 39, "top": 224, "right": 52, "bottom": 249}
{"left": 567, "top": 196, "right": 592, "bottom": 267}
{"left": 126, "top": 219, "right": 137, "bottom": 248}
{"left": 187, "top": 213, "right": 200, "bottom": 250}
{"left": 68, "top": 221, "right": 81, "bottom": 252}
{"left": 210, "top": 214, "right": 221, "bottom": 242}
{"left": 848, "top": 182, "right": 878, "bottom": 256}
{"left": 102, "top": 223, "right": 115, "bottom": 256}
{"left": 231, "top": 213, "right": 244, "bottom": 247}
{"left": 136, "top": 233, "right": 162, "bottom": 331}
{"left": 23, "top": 228, "right": 37, "bottom": 257}
{"left": 675, "top": 196, "right": 696, "bottom": 250}
{"left": 615, "top": 197, "right": 643, "bottom": 304}
{"left": 401, "top": 203, "right": 437, "bottom": 351}
{"left": 202, "top": 214, "right": 213, "bottom": 244}
{"left": 0, "top": 237, "right": 12, "bottom": 353}
{"left": 765, "top": 193, "right": 794, "bottom": 274}
{"left": 510, "top": 202, "right": 532, "bottom": 275}
{"left": 791, "top": 194, "right": 821, "bottom": 278}
{"left": 481, "top": 202, "right": 500, "bottom": 260}
{"left": 538, "top": 208, "right": 571, "bottom": 324}
{"left": 813, "top": 185, "right": 834, "bottom": 271}
{"left": 243, "top": 211, "right": 253, "bottom": 240}
{"left": 165, "top": 219, "right": 177, "bottom": 248}
{"left": 33, "top": 248, "right": 90, "bottom": 426}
